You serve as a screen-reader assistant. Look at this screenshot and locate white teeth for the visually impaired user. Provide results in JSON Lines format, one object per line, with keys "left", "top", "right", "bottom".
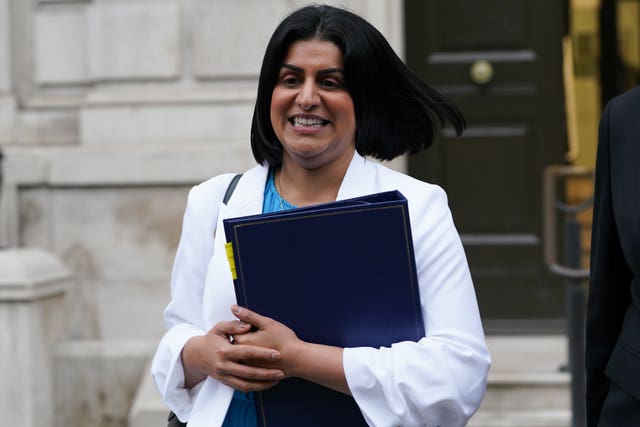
{"left": 293, "top": 117, "right": 325, "bottom": 127}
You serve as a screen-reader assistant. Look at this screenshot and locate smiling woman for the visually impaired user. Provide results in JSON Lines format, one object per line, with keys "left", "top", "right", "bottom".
{"left": 151, "top": 4, "right": 490, "bottom": 427}
{"left": 269, "top": 39, "right": 356, "bottom": 204}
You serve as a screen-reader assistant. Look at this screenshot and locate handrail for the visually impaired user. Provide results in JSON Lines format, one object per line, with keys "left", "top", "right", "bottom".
{"left": 542, "top": 165, "right": 593, "bottom": 279}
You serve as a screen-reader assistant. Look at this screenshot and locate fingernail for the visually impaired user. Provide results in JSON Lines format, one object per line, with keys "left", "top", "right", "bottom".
{"left": 271, "top": 352, "right": 280, "bottom": 360}
{"left": 275, "top": 372, "right": 285, "bottom": 379}
{"left": 231, "top": 305, "right": 242, "bottom": 315}
{"left": 237, "top": 321, "right": 247, "bottom": 329}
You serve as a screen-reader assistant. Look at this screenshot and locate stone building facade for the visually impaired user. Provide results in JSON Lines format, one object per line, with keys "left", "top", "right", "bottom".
{"left": 0, "top": 1, "right": 403, "bottom": 425}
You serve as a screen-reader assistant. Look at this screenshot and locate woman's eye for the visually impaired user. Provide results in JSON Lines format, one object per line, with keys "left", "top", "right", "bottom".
{"left": 320, "top": 77, "right": 347, "bottom": 90}
{"left": 320, "top": 79, "right": 341, "bottom": 89}
{"left": 282, "top": 76, "right": 300, "bottom": 86}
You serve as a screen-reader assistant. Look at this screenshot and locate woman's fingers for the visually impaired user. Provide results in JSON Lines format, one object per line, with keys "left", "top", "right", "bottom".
{"left": 212, "top": 319, "right": 251, "bottom": 337}
{"left": 209, "top": 344, "right": 284, "bottom": 392}
{"left": 231, "top": 305, "right": 271, "bottom": 329}
{"left": 184, "top": 320, "right": 286, "bottom": 391}
{"left": 200, "top": 328, "right": 283, "bottom": 378}
{"left": 215, "top": 348, "right": 283, "bottom": 379}
{"left": 214, "top": 361, "right": 284, "bottom": 383}
{"left": 224, "top": 342, "right": 282, "bottom": 364}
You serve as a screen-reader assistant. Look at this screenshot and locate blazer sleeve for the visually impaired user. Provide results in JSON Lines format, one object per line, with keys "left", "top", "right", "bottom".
{"left": 343, "top": 185, "right": 491, "bottom": 427}
{"left": 585, "top": 98, "right": 634, "bottom": 426}
{"left": 150, "top": 178, "right": 228, "bottom": 421}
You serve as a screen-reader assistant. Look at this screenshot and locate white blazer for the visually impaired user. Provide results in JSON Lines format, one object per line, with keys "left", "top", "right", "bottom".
{"left": 151, "top": 152, "right": 491, "bottom": 427}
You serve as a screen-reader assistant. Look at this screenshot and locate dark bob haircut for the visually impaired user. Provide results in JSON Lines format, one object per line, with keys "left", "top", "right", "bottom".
{"left": 251, "top": 4, "right": 465, "bottom": 167}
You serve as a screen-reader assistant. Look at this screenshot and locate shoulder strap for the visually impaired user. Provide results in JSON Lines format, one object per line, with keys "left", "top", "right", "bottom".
{"left": 223, "top": 174, "right": 242, "bottom": 205}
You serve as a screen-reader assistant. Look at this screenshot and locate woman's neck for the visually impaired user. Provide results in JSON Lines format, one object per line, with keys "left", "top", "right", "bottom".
{"left": 277, "top": 154, "right": 352, "bottom": 207}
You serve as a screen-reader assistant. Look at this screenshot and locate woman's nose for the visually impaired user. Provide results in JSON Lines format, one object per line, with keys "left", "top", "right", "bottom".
{"left": 296, "top": 80, "right": 320, "bottom": 110}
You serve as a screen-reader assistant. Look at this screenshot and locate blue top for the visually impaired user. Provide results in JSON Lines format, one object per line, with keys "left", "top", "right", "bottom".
{"left": 263, "top": 168, "right": 298, "bottom": 212}
{"left": 222, "top": 169, "right": 296, "bottom": 427}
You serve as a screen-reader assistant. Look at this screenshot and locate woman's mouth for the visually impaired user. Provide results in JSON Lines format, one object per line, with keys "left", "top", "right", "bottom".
{"left": 289, "top": 116, "right": 329, "bottom": 128}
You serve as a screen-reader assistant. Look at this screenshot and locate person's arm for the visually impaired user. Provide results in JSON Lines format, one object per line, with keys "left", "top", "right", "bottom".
{"left": 151, "top": 182, "right": 216, "bottom": 420}
{"left": 151, "top": 177, "right": 284, "bottom": 422}
{"left": 343, "top": 186, "right": 489, "bottom": 427}
{"left": 585, "top": 98, "right": 633, "bottom": 427}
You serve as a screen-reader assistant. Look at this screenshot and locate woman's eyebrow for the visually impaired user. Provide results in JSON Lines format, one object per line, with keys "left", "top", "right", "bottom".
{"left": 317, "top": 67, "right": 344, "bottom": 75}
{"left": 281, "top": 64, "right": 344, "bottom": 75}
{"left": 281, "top": 64, "right": 304, "bottom": 73}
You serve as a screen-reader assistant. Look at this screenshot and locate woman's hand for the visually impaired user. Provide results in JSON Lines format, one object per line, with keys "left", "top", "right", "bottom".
{"left": 230, "top": 305, "right": 304, "bottom": 376}
{"left": 181, "top": 319, "right": 285, "bottom": 392}
{"left": 230, "top": 305, "right": 350, "bottom": 395}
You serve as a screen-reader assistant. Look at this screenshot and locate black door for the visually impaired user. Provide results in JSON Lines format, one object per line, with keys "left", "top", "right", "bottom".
{"left": 406, "top": 0, "right": 568, "bottom": 332}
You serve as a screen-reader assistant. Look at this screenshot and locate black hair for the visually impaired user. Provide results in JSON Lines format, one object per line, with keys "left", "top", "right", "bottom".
{"left": 250, "top": 4, "right": 465, "bottom": 167}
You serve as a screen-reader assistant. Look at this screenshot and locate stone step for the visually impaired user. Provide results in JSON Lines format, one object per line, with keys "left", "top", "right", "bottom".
{"left": 469, "top": 410, "right": 571, "bottom": 427}
{"left": 129, "top": 362, "right": 168, "bottom": 427}
{"left": 54, "top": 340, "right": 156, "bottom": 427}
{"left": 470, "top": 335, "right": 572, "bottom": 427}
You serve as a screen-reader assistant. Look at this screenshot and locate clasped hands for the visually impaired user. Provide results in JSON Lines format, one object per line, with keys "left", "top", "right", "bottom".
{"left": 182, "top": 305, "right": 304, "bottom": 392}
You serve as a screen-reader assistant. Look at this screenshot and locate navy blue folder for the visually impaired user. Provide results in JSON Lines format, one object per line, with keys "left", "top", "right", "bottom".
{"left": 223, "top": 190, "right": 424, "bottom": 427}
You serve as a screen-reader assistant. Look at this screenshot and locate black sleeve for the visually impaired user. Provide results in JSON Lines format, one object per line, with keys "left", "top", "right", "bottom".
{"left": 585, "top": 97, "right": 634, "bottom": 427}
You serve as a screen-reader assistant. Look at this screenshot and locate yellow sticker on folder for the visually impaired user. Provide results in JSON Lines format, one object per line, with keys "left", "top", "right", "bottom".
{"left": 225, "top": 242, "right": 237, "bottom": 280}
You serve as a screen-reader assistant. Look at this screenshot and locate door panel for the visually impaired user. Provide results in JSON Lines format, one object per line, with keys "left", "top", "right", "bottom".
{"left": 433, "top": 0, "right": 527, "bottom": 48}
{"left": 406, "top": 0, "right": 567, "bottom": 332}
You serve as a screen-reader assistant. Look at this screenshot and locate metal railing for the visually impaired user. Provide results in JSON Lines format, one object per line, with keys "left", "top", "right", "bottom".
{"left": 542, "top": 165, "right": 594, "bottom": 427}
{"left": 543, "top": 165, "right": 592, "bottom": 280}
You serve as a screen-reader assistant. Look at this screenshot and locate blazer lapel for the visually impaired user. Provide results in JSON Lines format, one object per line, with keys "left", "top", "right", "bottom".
{"left": 337, "top": 152, "right": 379, "bottom": 200}
{"left": 226, "top": 165, "right": 270, "bottom": 213}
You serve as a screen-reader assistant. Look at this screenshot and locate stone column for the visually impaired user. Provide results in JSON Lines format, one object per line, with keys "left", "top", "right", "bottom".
{"left": 0, "top": 0, "right": 16, "bottom": 144}
{"left": 0, "top": 0, "right": 10, "bottom": 93}
{"left": 0, "top": 248, "right": 70, "bottom": 427}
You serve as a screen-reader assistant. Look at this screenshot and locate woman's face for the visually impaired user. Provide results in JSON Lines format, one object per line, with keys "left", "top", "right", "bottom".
{"left": 270, "top": 39, "right": 356, "bottom": 171}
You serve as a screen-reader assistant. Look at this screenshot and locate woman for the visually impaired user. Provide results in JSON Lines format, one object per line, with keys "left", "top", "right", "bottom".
{"left": 152, "top": 5, "right": 490, "bottom": 427}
